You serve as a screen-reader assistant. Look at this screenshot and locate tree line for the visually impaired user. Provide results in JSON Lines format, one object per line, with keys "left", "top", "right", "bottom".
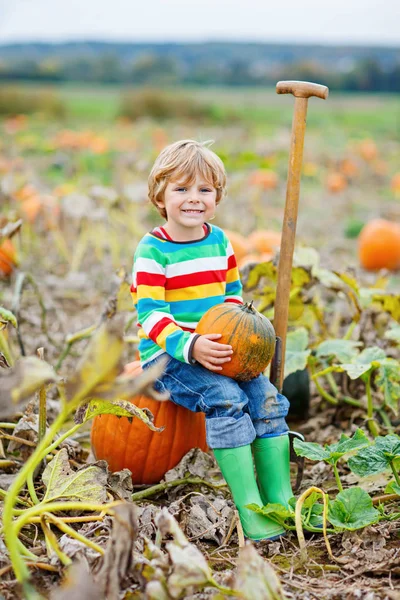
{"left": 0, "top": 41, "right": 399, "bottom": 92}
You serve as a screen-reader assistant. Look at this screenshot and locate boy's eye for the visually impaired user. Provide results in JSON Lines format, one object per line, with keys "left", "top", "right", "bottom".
{"left": 201, "top": 188, "right": 212, "bottom": 192}
{"left": 175, "top": 187, "right": 186, "bottom": 191}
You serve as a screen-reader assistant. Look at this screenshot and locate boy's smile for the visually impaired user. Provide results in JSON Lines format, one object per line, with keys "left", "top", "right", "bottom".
{"left": 157, "top": 174, "right": 217, "bottom": 241}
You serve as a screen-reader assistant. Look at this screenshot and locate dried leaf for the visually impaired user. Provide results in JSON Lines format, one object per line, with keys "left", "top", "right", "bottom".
{"left": 156, "top": 508, "right": 217, "bottom": 597}
{"left": 42, "top": 448, "right": 107, "bottom": 503}
{"left": 75, "top": 397, "right": 164, "bottom": 432}
{"left": 0, "top": 218, "right": 22, "bottom": 240}
{"left": 116, "top": 280, "right": 135, "bottom": 313}
{"left": 95, "top": 503, "right": 137, "bottom": 600}
{"left": 65, "top": 316, "right": 125, "bottom": 406}
{"left": 0, "top": 356, "right": 58, "bottom": 418}
{"left": 50, "top": 561, "right": 102, "bottom": 600}
{"left": 234, "top": 543, "right": 287, "bottom": 599}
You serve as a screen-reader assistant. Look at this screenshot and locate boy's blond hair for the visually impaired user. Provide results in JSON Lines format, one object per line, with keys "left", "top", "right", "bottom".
{"left": 148, "top": 139, "right": 227, "bottom": 219}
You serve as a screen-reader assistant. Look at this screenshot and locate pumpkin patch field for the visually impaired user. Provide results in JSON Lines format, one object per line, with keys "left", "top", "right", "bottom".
{"left": 0, "top": 85, "right": 400, "bottom": 600}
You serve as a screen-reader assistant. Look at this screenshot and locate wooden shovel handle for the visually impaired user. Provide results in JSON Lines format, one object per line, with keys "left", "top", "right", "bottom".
{"left": 276, "top": 80, "right": 329, "bottom": 99}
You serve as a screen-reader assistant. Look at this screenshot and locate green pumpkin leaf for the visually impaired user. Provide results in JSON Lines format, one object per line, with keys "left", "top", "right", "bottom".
{"left": 348, "top": 435, "right": 400, "bottom": 477}
{"left": 341, "top": 346, "right": 386, "bottom": 379}
{"left": 294, "top": 429, "right": 370, "bottom": 466}
{"left": 284, "top": 328, "right": 311, "bottom": 377}
{"left": 246, "top": 502, "right": 293, "bottom": 521}
{"left": 42, "top": 448, "right": 107, "bottom": 503}
{"left": 293, "top": 246, "right": 320, "bottom": 270}
{"left": 0, "top": 307, "right": 18, "bottom": 330}
{"left": 328, "top": 487, "right": 380, "bottom": 530}
{"left": 328, "top": 429, "right": 370, "bottom": 462}
{"left": 384, "top": 481, "right": 400, "bottom": 495}
{"left": 315, "top": 339, "right": 362, "bottom": 363}
{"left": 76, "top": 397, "right": 165, "bottom": 432}
{"left": 315, "top": 268, "right": 344, "bottom": 289}
{"left": 385, "top": 325, "right": 400, "bottom": 344}
{"left": 375, "top": 359, "right": 400, "bottom": 415}
{"left": 293, "top": 438, "right": 331, "bottom": 462}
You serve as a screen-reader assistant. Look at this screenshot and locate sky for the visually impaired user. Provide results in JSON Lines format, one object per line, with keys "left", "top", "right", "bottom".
{"left": 0, "top": 0, "right": 399, "bottom": 46}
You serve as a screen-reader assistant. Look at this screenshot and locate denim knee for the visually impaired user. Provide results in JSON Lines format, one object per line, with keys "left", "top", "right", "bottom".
{"left": 239, "top": 375, "right": 290, "bottom": 437}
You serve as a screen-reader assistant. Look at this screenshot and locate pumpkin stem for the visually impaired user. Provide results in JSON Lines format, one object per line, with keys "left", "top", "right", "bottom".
{"left": 247, "top": 300, "right": 254, "bottom": 311}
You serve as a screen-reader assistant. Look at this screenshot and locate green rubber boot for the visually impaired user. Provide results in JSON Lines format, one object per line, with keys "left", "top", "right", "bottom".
{"left": 213, "top": 445, "right": 285, "bottom": 541}
{"left": 252, "top": 434, "right": 294, "bottom": 507}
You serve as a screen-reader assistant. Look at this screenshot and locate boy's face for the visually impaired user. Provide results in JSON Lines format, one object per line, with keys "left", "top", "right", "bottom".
{"left": 157, "top": 174, "right": 217, "bottom": 241}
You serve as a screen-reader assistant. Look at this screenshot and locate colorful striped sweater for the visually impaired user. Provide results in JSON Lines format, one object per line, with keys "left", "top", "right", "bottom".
{"left": 131, "top": 223, "right": 243, "bottom": 365}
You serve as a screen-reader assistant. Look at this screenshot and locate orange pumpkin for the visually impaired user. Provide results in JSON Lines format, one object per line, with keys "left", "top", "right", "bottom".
{"left": 91, "top": 361, "right": 207, "bottom": 484}
{"left": 224, "top": 229, "right": 251, "bottom": 263}
{"left": 249, "top": 170, "right": 278, "bottom": 190}
{"left": 326, "top": 172, "right": 347, "bottom": 193}
{"left": 391, "top": 173, "right": 400, "bottom": 195}
{"left": 0, "top": 239, "right": 17, "bottom": 276}
{"left": 358, "top": 139, "right": 378, "bottom": 162}
{"left": 339, "top": 158, "right": 359, "bottom": 178}
{"left": 238, "top": 252, "right": 273, "bottom": 269}
{"left": 248, "top": 230, "right": 281, "bottom": 255}
{"left": 358, "top": 219, "right": 400, "bottom": 271}
{"left": 195, "top": 301, "right": 276, "bottom": 381}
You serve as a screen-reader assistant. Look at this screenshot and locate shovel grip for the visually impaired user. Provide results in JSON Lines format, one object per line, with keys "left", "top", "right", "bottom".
{"left": 276, "top": 80, "right": 329, "bottom": 99}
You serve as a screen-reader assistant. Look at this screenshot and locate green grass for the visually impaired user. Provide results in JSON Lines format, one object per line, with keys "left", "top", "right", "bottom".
{"left": 2, "top": 81, "right": 400, "bottom": 139}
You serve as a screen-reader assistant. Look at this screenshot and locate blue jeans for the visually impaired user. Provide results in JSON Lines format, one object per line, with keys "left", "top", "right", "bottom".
{"left": 143, "top": 355, "right": 290, "bottom": 449}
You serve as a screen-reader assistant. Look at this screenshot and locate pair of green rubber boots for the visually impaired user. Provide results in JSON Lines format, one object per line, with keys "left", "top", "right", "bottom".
{"left": 214, "top": 434, "right": 293, "bottom": 541}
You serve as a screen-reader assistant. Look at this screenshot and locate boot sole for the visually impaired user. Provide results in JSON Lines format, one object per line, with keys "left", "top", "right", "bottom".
{"left": 245, "top": 530, "right": 286, "bottom": 542}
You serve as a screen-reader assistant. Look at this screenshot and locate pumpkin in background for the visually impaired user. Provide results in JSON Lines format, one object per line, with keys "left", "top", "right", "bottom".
{"left": 248, "top": 230, "right": 281, "bottom": 255}
{"left": 391, "top": 173, "right": 400, "bottom": 196}
{"left": 224, "top": 229, "right": 251, "bottom": 263}
{"left": 0, "top": 239, "right": 17, "bottom": 276}
{"left": 339, "top": 158, "right": 359, "bottom": 179}
{"left": 91, "top": 361, "right": 207, "bottom": 484}
{"left": 358, "top": 219, "right": 400, "bottom": 271}
{"left": 249, "top": 169, "right": 278, "bottom": 190}
{"left": 238, "top": 251, "right": 273, "bottom": 269}
{"left": 196, "top": 301, "right": 276, "bottom": 381}
{"left": 326, "top": 172, "right": 347, "bottom": 193}
{"left": 358, "top": 139, "right": 378, "bottom": 162}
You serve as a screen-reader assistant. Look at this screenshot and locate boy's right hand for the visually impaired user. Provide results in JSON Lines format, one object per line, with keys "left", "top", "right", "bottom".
{"left": 192, "top": 334, "right": 233, "bottom": 372}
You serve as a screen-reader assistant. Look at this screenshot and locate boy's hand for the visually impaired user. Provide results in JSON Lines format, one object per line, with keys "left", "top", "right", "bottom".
{"left": 192, "top": 334, "right": 233, "bottom": 372}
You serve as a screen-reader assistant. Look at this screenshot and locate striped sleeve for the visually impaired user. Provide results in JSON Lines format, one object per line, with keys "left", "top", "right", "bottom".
{"left": 224, "top": 237, "right": 243, "bottom": 304}
{"left": 132, "top": 242, "right": 198, "bottom": 363}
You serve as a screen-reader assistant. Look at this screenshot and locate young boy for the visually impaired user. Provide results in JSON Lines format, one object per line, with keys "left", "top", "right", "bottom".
{"left": 131, "top": 139, "right": 293, "bottom": 541}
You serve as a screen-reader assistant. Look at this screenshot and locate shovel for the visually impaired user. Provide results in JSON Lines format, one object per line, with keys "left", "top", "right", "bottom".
{"left": 269, "top": 80, "right": 329, "bottom": 490}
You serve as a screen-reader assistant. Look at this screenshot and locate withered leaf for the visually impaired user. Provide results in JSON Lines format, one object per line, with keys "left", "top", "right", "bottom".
{"left": 42, "top": 448, "right": 107, "bottom": 503}
{"left": 65, "top": 316, "right": 125, "bottom": 406}
{"left": 0, "top": 356, "right": 58, "bottom": 418}
{"left": 74, "top": 397, "right": 164, "bottom": 432}
{"left": 156, "top": 508, "right": 216, "bottom": 596}
{"left": 234, "top": 543, "right": 287, "bottom": 599}
{"left": 50, "top": 561, "right": 102, "bottom": 600}
{"left": 94, "top": 503, "right": 137, "bottom": 600}
{"left": 0, "top": 218, "right": 22, "bottom": 240}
